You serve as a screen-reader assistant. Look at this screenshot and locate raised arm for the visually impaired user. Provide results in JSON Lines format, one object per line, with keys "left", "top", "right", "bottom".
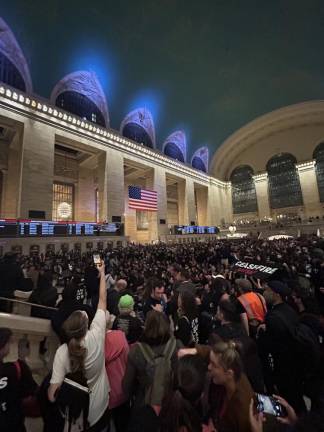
{"left": 97, "top": 260, "right": 107, "bottom": 312}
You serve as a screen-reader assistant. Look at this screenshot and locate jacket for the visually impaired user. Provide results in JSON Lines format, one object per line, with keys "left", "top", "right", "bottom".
{"left": 105, "top": 330, "right": 129, "bottom": 408}
{"left": 122, "top": 338, "right": 183, "bottom": 409}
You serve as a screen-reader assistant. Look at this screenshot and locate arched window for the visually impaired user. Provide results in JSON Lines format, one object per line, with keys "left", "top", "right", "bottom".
{"left": 267, "top": 153, "right": 303, "bottom": 209}
{"left": 230, "top": 165, "right": 258, "bottom": 214}
{"left": 56, "top": 91, "right": 106, "bottom": 127}
{"left": 0, "top": 52, "right": 26, "bottom": 91}
{"left": 164, "top": 142, "right": 184, "bottom": 162}
{"left": 192, "top": 156, "right": 207, "bottom": 172}
{"left": 313, "top": 143, "right": 324, "bottom": 202}
{"left": 122, "top": 123, "right": 153, "bottom": 148}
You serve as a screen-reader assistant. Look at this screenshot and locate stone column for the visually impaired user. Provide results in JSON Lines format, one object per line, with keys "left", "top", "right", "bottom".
{"left": 2, "top": 131, "right": 24, "bottom": 218}
{"left": 19, "top": 122, "right": 55, "bottom": 219}
{"left": 123, "top": 177, "right": 137, "bottom": 242}
{"left": 253, "top": 173, "right": 271, "bottom": 220}
{"left": 296, "top": 161, "right": 321, "bottom": 217}
{"left": 147, "top": 167, "right": 168, "bottom": 241}
{"left": 75, "top": 166, "right": 96, "bottom": 221}
{"left": 178, "top": 178, "right": 196, "bottom": 225}
{"left": 0, "top": 169, "right": 8, "bottom": 218}
{"left": 207, "top": 184, "right": 218, "bottom": 226}
{"left": 97, "top": 148, "right": 125, "bottom": 223}
{"left": 195, "top": 185, "right": 208, "bottom": 225}
{"left": 208, "top": 181, "right": 233, "bottom": 226}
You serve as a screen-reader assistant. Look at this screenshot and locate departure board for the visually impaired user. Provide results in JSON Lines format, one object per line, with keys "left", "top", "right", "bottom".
{"left": 174, "top": 225, "right": 220, "bottom": 235}
{"left": 0, "top": 220, "right": 124, "bottom": 237}
{"left": 0, "top": 220, "right": 18, "bottom": 237}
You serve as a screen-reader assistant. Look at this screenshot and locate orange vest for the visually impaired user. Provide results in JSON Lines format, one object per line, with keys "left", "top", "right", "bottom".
{"left": 238, "top": 292, "right": 267, "bottom": 322}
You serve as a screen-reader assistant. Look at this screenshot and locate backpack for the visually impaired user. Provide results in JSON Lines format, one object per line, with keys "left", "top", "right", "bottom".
{"left": 276, "top": 314, "right": 321, "bottom": 377}
{"left": 56, "top": 371, "right": 91, "bottom": 432}
{"left": 138, "top": 337, "right": 176, "bottom": 406}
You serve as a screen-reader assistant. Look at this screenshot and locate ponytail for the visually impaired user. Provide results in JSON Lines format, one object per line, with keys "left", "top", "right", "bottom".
{"left": 67, "top": 337, "right": 87, "bottom": 374}
{"left": 212, "top": 340, "right": 243, "bottom": 381}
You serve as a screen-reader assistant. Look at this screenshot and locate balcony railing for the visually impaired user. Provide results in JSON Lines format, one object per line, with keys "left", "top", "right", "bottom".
{"left": 0, "top": 299, "right": 59, "bottom": 372}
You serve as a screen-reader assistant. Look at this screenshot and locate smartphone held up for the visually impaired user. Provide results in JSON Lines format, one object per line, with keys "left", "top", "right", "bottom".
{"left": 93, "top": 253, "right": 101, "bottom": 266}
{"left": 256, "top": 394, "right": 287, "bottom": 418}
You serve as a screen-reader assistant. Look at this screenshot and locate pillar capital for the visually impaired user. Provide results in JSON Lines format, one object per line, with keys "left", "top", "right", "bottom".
{"left": 296, "top": 160, "right": 315, "bottom": 173}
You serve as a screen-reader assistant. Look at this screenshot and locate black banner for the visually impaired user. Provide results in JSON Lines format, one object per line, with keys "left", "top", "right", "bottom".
{"left": 234, "top": 261, "right": 278, "bottom": 279}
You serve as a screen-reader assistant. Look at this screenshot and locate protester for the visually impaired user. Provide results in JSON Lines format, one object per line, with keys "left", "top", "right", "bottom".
{"left": 0, "top": 253, "right": 24, "bottom": 312}
{"left": 175, "top": 267, "right": 197, "bottom": 295}
{"left": 107, "top": 278, "right": 128, "bottom": 316}
{"left": 105, "top": 326, "right": 130, "bottom": 432}
{"left": 122, "top": 310, "right": 182, "bottom": 410}
{"left": 0, "top": 327, "right": 38, "bottom": 432}
{"left": 142, "top": 278, "right": 167, "bottom": 317}
{"left": 0, "top": 236, "right": 323, "bottom": 431}
{"left": 175, "top": 289, "right": 200, "bottom": 346}
{"left": 51, "top": 279, "right": 95, "bottom": 343}
{"left": 29, "top": 273, "right": 58, "bottom": 319}
{"left": 235, "top": 278, "right": 267, "bottom": 337}
{"left": 208, "top": 340, "right": 254, "bottom": 432}
{"left": 112, "top": 294, "right": 143, "bottom": 344}
{"left": 160, "top": 355, "right": 207, "bottom": 432}
{"left": 48, "top": 260, "right": 110, "bottom": 431}
{"left": 260, "top": 280, "right": 308, "bottom": 413}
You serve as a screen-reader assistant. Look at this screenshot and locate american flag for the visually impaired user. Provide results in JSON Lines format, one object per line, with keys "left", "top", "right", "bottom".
{"left": 128, "top": 186, "right": 158, "bottom": 211}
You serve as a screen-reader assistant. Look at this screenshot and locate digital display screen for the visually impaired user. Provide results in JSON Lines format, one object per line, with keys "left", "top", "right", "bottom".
{"left": 19, "top": 222, "right": 41, "bottom": 236}
{"left": 41, "top": 222, "right": 56, "bottom": 236}
{"left": 185, "top": 226, "right": 194, "bottom": 234}
{"left": 99, "top": 223, "right": 121, "bottom": 235}
{"left": 74, "top": 224, "right": 82, "bottom": 235}
{"left": 195, "top": 226, "right": 205, "bottom": 234}
{"left": 0, "top": 221, "right": 18, "bottom": 237}
{"left": 174, "top": 225, "right": 219, "bottom": 235}
{"left": 0, "top": 220, "right": 124, "bottom": 238}
{"left": 84, "top": 223, "right": 95, "bottom": 236}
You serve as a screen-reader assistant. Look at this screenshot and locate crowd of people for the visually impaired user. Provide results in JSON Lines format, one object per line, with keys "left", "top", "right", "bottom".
{"left": 0, "top": 236, "right": 324, "bottom": 431}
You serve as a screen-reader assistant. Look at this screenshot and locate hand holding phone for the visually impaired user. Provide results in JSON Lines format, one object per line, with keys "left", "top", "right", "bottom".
{"left": 272, "top": 395, "right": 298, "bottom": 426}
{"left": 93, "top": 254, "right": 101, "bottom": 265}
{"left": 255, "top": 394, "right": 287, "bottom": 418}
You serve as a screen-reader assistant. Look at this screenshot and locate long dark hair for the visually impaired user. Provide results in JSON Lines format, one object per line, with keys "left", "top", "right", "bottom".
{"left": 160, "top": 355, "right": 206, "bottom": 432}
{"left": 62, "top": 310, "right": 88, "bottom": 374}
{"left": 143, "top": 277, "right": 163, "bottom": 300}
{"left": 179, "top": 290, "right": 198, "bottom": 321}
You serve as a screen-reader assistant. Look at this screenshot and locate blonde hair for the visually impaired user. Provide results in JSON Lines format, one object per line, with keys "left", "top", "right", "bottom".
{"left": 212, "top": 340, "right": 243, "bottom": 381}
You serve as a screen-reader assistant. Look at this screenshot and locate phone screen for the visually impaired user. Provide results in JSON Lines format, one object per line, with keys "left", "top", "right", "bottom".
{"left": 256, "top": 394, "right": 287, "bottom": 417}
{"left": 93, "top": 254, "right": 101, "bottom": 265}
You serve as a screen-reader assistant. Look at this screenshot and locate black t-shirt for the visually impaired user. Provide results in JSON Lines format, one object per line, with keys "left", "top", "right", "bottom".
{"left": 0, "top": 360, "right": 37, "bottom": 432}
{"left": 107, "top": 288, "right": 121, "bottom": 316}
{"left": 232, "top": 296, "right": 246, "bottom": 315}
{"left": 175, "top": 315, "right": 199, "bottom": 347}
{"left": 201, "top": 291, "right": 220, "bottom": 315}
{"left": 143, "top": 297, "right": 166, "bottom": 318}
